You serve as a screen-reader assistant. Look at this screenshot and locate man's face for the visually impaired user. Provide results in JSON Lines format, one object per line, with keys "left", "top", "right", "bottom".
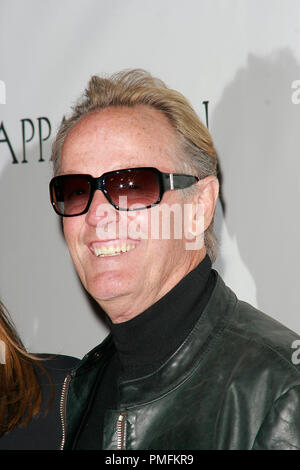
{"left": 61, "top": 105, "right": 204, "bottom": 322}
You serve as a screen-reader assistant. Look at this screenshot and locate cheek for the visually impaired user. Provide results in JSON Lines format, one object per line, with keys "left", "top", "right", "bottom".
{"left": 63, "top": 219, "right": 81, "bottom": 250}
{"left": 126, "top": 211, "right": 151, "bottom": 240}
{"left": 126, "top": 207, "right": 187, "bottom": 242}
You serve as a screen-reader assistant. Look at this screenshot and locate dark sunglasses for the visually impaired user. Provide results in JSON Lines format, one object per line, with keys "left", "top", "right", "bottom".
{"left": 49, "top": 167, "right": 199, "bottom": 217}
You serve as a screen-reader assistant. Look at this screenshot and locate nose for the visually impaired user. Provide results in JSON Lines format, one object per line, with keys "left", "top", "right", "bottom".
{"left": 85, "top": 189, "right": 118, "bottom": 227}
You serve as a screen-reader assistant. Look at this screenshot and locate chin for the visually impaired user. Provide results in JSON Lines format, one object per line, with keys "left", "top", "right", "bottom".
{"left": 86, "top": 270, "right": 133, "bottom": 302}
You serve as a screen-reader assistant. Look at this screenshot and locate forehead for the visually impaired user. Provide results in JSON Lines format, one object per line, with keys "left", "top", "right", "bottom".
{"left": 61, "top": 105, "right": 180, "bottom": 174}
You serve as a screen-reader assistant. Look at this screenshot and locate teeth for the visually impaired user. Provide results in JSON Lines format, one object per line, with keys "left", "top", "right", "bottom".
{"left": 93, "top": 244, "right": 136, "bottom": 257}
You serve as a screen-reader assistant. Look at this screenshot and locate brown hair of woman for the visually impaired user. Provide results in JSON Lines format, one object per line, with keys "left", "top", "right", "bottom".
{"left": 0, "top": 300, "right": 51, "bottom": 437}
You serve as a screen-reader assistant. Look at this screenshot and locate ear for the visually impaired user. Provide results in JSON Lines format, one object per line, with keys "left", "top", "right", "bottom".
{"left": 191, "top": 176, "right": 219, "bottom": 233}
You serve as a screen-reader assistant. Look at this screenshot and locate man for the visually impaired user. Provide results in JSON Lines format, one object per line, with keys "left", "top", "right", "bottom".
{"left": 49, "top": 69, "right": 300, "bottom": 450}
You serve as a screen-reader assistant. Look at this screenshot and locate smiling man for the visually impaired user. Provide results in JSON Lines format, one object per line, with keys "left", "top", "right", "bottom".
{"left": 56, "top": 105, "right": 215, "bottom": 323}
{"left": 50, "top": 69, "right": 300, "bottom": 450}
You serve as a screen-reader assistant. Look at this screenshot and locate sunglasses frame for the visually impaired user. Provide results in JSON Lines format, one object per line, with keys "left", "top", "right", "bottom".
{"left": 49, "top": 167, "right": 199, "bottom": 217}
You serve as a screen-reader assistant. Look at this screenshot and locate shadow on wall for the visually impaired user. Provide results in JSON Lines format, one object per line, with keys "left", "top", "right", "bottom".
{"left": 212, "top": 48, "right": 300, "bottom": 329}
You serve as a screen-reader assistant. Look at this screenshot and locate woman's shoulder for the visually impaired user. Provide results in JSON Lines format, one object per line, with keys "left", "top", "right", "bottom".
{"left": 0, "top": 353, "right": 79, "bottom": 450}
{"left": 34, "top": 353, "right": 80, "bottom": 386}
{"left": 36, "top": 353, "right": 79, "bottom": 372}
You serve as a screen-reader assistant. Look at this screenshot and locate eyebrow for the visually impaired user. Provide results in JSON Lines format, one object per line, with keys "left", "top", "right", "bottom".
{"left": 59, "top": 170, "right": 86, "bottom": 175}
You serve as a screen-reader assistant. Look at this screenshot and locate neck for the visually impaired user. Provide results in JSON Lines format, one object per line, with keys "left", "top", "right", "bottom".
{"left": 106, "top": 253, "right": 215, "bottom": 380}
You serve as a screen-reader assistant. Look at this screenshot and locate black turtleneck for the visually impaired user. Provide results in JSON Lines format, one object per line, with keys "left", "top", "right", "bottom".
{"left": 75, "top": 255, "right": 216, "bottom": 449}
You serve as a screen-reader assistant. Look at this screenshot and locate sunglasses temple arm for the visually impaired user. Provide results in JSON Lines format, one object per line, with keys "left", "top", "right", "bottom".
{"left": 162, "top": 174, "right": 199, "bottom": 191}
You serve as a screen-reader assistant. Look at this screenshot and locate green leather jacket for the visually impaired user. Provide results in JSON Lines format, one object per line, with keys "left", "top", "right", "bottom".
{"left": 61, "top": 274, "right": 300, "bottom": 450}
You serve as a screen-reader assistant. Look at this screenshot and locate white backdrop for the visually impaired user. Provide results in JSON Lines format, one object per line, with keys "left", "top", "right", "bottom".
{"left": 0, "top": 0, "right": 299, "bottom": 358}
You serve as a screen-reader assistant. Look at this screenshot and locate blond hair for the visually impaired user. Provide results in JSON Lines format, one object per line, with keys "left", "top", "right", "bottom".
{"left": 51, "top": 69, "right": 218, "bottom": 261}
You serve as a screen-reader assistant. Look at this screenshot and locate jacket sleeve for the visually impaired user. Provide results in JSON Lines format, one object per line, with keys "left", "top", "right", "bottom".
{"left": 252, "top": 385, "right": 300, "bottom": 450}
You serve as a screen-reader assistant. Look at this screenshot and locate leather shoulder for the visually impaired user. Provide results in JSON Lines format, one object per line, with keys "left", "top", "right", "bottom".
{"left": 252, "top": 384, "right": 300, "bottom": 449}
{"left": 227, "top": 299, "right": 300, "bottom": 373}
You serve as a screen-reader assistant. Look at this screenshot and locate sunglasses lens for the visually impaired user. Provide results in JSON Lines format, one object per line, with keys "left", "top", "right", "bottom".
{"left": 105, "top": 169, "right": 160, "bottom": 209}
{"left": 51, "top": 176, "right": 91, "bottom": 216}
{"left": 50, "top": 169, "right": 161, "bottom": 216}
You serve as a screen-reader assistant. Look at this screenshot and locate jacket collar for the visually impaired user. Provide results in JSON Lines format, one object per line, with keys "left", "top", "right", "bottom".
{"left": 118, "top": 273, "right": 238, "bottom": 407}
{"left": 70, "top": 272, "right": 238, "bottom": 406}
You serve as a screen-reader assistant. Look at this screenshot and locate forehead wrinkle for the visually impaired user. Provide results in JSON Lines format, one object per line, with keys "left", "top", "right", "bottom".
{"left": 62, "top": 105, "right": 181, "bottom": 173}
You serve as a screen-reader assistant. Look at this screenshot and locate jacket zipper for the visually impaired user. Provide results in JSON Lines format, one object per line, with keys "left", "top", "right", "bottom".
{"left": 116, "top": 412, "right": 126, "bottom": 450}
{"left": 59, "top": 373, "right": 71, "bottom": 450}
